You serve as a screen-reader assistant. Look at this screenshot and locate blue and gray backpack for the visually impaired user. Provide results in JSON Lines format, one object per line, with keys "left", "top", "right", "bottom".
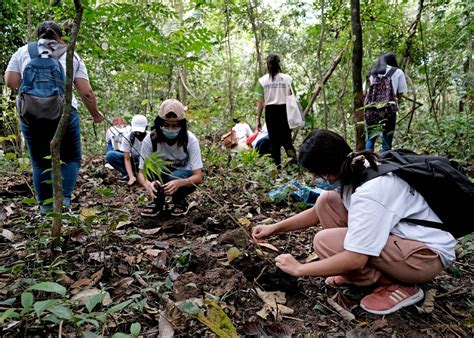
{"left": 18, "top": 42, "right": 66, "bottom": 123}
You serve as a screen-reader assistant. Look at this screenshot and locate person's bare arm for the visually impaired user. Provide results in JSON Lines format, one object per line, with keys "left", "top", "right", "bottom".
{"left": 5, "top": 71, "right": 21, "bottom": 89}
{"left": 138, "top": 169, "right": 157, "bottom": 198}
{"left": 74, "top": 78, "right": 103, "bottom": 123}
{"left": 275, "top": 250, "right": 369, "bottom": 277}
{"left": 123, "top": 153, "right": 136, "bottom": 185}
{"left": 252, "top": 206, "right": 319, "bottom": 241}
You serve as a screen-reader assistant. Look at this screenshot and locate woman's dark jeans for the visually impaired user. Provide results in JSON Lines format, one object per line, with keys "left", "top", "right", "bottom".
{"left": 20, "top": 108, "right": 81, "bottom": 213}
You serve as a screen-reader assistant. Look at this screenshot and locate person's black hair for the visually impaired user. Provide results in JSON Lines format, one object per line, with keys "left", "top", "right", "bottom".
{"left": 298, "top": 129, "right": 379, "bottom": 193}
{"left": 37, "top": 21, "right": 63, "bottom": 41}
{"left": 369, "top": 52, "right": 399, "bottom": 76}
{"left": 151, "top": 113, "right": 188, "bottom": 149}
{"left": 266, "top": 53, "right": 281, "bottom": 80}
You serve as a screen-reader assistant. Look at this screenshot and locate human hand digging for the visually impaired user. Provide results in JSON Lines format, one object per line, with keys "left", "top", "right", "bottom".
{"left": 251, "top": 224, "right": 276, "bottom": 242}
{"left": 275, "top": 253, "right": 303, "bottom": 277}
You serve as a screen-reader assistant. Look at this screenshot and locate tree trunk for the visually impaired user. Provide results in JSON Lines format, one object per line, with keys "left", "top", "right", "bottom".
{"left": 351, "top": 0, "right": 364, "bottom": 150}
{"left": 175, "top": 0, "right": 187, "bottom": 104}
{"left": 50, "top": 0, "right": 83, "bottom": 243}
{"left": 419, "top": 20, "right": 440, "bottom": 130}
{"left": 26, "top": 0, "right": 33, "bottom": 41}
{"left": 292, "top": 45, "right": 347, "bottom": 141}
{"left": 225, "top": 2, "right": 234, "bottom": 117}
{"left": 303, "top": 44, "right": 347, "bottom": 117}
{"left": 247, "top": 0, "right": 264, "bottom": 77}
{"left": 316, "top": 0, "right": 328, "bottom": 129}
{"left": 400, "top": 0, "right": 424, "bottom": 71}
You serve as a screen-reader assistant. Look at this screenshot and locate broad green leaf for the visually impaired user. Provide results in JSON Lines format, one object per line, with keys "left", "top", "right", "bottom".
{"left": 34, "top": 299, "right": 59, "bottom": 317}
{"left": 196, "top": 300, "right": 238, "bottom": 337}
{"left": 179, "top": 301, "right": 201, "bottom": 315}
{"left": 21, "top": 292, "right": 34, "bottom": 308}
{"left": 460, "top": 233, "right": 474, "bottom": 244}
{"left": 0, "top": 309, "right": 19, "bottom": 323}
{"left": 111, "top": 333, "right": 131, "bottom": 338}
{"left": 130, "top": 322, "right": 141, "bottom": 336}
{"left": 0, "top": 298, "right": 16, "bottom": 306}
{"left": 49, "top": 305, "right": 73, "bottom": 320}
{"left": 29, "top": 282, "right": 66, "bottom": 296}
{"left": 313, "top": 303, "right": 328, "bottom": 314}
{"left": 97, "top": 188, "right": 113, "bottom": 198}
{"left": 85, "top": 292, "right": 108, "bottom": 313}
{"left": 107, "top": 299, "right": 133, "bottom": 314}
{"left": 459, "top": 243, "right": 474, "bottom": 258}
{"left": 43, "top": 313, "right": 60, "bottom": 324}
{"left": 21, "top": 197, "right": 37, "bottom": 205}
{"left": 83, "top": 331, "right": 100, "bottom": 338}
{"left": 5, "top": 152, "right": 16, "bottom": 160}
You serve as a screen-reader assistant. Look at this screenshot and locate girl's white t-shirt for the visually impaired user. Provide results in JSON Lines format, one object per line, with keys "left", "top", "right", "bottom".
{"left": 257, "top": 73, "right": 292, "bottom": 106}
{"left": 139, "top": 131, "right": 203, "bottom": 171}
{"left": 340, "top": 173, "right": 456, "bottom": 267}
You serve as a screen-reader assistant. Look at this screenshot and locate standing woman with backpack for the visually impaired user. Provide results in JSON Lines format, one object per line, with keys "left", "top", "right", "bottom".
{"left": 5, "top": 21, "right": 103, "bottom": 214}
{"left": 364, "top": 52, "right": 407, "bottom": 152}
{"left": 138, "top": 99, "right": 203, "bottom": 217}
{"left": 252, "top": 129, "right": 456, "bottom": 315}
{"left": 255, "top": 53, "right": 297, "bottom": 167}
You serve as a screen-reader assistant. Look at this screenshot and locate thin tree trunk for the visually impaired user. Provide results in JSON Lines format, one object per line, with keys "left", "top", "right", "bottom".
{"left": 303, "top": 44, "right": 347, "bottom": 117}
{"left": 400, "top": 0, "right": 424, "bottom": 71}
{"left": 316, "top": 0, "right": 328, "bottom": 129}
{"left": 293, "top": 45, "right": 347, "bottom": 141}
{"left": 338, "top": 61, "right": 352, "bottom": 140}
{"left": 351, "top": 0, "right": 364, "bottom": 150}
{"left": 50, "top": 0, "right": 83, "bottom": 242}
{"left": 225, "top": 2, "right": 234, "bottom": 117}
{"left": 247, "top": 0, "right": 264, "bottom": 77}
{"left": 175, "top": 0, "right": 187, "bottom": 104}
{"left": 26, "top": 0, "right": 33, "bottom": 41}
{"left": 419, "top": 20, "right": 440, "bottom": 131}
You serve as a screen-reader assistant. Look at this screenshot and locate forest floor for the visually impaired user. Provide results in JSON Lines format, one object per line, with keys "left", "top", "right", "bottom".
{"left": 0, "top": 153, "right": 473, "bottom": 337}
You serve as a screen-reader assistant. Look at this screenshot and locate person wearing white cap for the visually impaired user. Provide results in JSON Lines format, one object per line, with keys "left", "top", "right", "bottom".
{"left": 105, "top": 114, "right": 149, "bottom": 185}
{"left": 138, "top": 99, "right": 203, "bottom": 217}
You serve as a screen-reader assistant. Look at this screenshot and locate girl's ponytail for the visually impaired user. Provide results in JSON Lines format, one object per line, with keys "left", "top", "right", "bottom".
{"left": 340, "top": 150, "right": 379, "bottom": 193}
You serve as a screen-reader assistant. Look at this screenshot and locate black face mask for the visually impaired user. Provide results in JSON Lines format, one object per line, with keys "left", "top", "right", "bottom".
{"left": 133, "top": 132, "right": 146, "bottom": 141}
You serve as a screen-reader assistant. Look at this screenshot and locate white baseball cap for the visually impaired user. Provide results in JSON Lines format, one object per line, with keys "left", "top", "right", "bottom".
{"left": 131, "top": 114, "right": 148, "bottom": 133}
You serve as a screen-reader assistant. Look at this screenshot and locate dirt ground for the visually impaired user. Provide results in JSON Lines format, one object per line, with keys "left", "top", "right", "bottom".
{"left": 0, "top": 157, "right": 472, "bottom": 336}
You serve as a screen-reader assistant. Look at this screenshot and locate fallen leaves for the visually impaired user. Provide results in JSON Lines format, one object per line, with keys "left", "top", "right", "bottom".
{"left": 304, "top": 252, "right": 319, "bottom": 263}
{"left": 416, "top": 288, "right": 436, "bottom": 314}
{"left": 71, "top": 268, "right": 103, "bottom": 289}
{"left": 255, "top": 287, "right": 294, "bottom": 320}
{"left": 71, "top": 288, "right": 112, "bottom": 308}
{"left": 1, "top": 229, "right": 14, "bottom": 241}
{"left": 226, "top": 247, "right": 241, "bottom": 264}
{"left": 326, "top": 297, "right": 355, "bottom": 322}
{"left": 256, "top": 242, "right": 279, "bottom": 252}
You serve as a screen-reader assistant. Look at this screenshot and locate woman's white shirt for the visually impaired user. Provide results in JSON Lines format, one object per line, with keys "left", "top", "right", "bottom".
{"left": 139, "top": 131, "right": 203, "bottom": 171}
{"left": 340, "top": 173, "right": 455, "bottom": 266}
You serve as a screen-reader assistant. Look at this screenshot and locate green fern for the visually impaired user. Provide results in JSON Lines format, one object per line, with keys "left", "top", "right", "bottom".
{"left": 142, "top": 152, "right": 171, "bottom": 183}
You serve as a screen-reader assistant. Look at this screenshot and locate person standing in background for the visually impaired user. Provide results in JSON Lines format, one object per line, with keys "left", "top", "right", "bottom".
{"left": 5, "top": 21, "right": 103, "bottom": 214}
{"left": 255, "top": 53, "right": 297, "bottom": 167}
{"left": 364, "top": 52, "right": 407, "bottom": 152}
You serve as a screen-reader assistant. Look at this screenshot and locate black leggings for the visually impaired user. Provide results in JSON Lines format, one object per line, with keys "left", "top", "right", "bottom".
{"left": 265, "top": 104, "right": 296, "bottom": 166}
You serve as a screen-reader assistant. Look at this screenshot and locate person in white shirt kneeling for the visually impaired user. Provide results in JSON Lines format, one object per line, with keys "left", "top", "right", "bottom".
{"left": 105, "top": 114, "right": 149, "bottom": 186}
{"left": 252, "top": 129, "right": 455, "bottom": 315}
{"left": 138, "top": 99, "right": 203, "bottom": 217}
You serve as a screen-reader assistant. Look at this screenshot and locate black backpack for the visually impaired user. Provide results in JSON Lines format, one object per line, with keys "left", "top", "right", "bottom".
{"left": 361, "top": 149, "right": 474, "bottom": 238}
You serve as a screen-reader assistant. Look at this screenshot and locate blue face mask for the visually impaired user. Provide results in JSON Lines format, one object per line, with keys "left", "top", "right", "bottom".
{"left": 161, "top": 127, "right": 181, "bottom": 140}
